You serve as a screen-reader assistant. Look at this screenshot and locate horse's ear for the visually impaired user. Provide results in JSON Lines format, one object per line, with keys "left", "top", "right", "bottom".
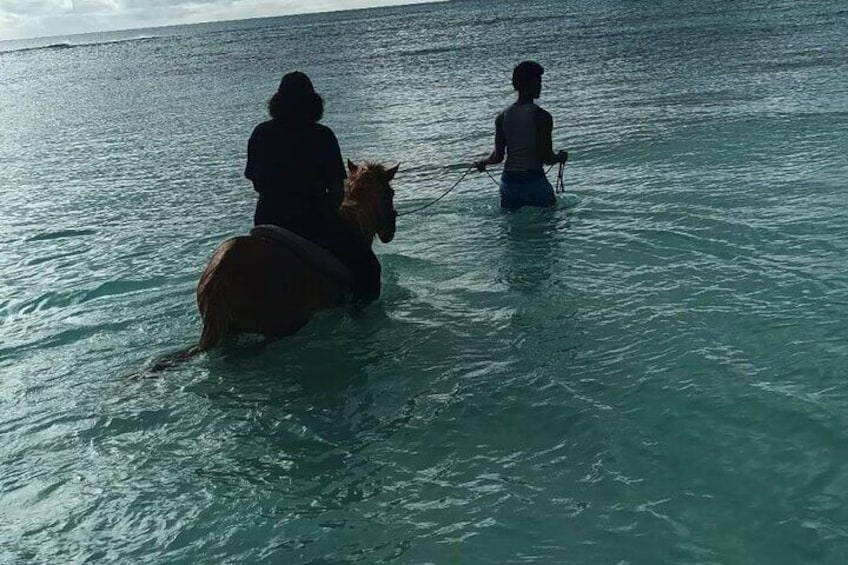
{"left": 347, "top": 160, "right": 358, "bottom": 174}
{"left": 385, "top": 163, "right": 400, "bottom": 182}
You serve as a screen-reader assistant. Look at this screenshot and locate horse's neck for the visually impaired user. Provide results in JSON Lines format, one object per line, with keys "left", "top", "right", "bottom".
{"left": 338, "top": 200, "right": 377, "bottom": 244}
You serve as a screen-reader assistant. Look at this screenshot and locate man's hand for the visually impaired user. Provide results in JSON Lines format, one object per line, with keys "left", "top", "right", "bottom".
{"left": 475, "top": 159, "right": 488, "bottom": 173}
{"left": 557, "top": 150, "right": 568, "bottom": 164}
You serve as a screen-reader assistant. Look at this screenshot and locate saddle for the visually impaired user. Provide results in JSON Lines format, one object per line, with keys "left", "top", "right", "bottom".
{"left": 250, "top": 224, "right": 353, "bottom": 289}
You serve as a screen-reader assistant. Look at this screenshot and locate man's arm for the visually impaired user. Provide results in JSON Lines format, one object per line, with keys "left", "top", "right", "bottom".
{"left": 476, "top": 113, "right": 506, "bottom": 171}
{"left": 536, "top": 108, "right": 567, "bottom": 165}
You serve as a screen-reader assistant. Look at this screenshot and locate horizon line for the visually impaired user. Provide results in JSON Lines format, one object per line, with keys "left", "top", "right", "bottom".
{"left": 0, "top": 0, "right": 453, "bottom": 43}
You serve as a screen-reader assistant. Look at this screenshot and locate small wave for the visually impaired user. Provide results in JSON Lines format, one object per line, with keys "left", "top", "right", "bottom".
{"left": 0, "top": 321, "right": 132, "bottom": 361}
{"left": 82, "top": 277, "right": 170, "bottom": 303}
{"left": 0, "top": 35, "right": 158, "bottom": 55}
{"left": 27, "top": 229, "right": 98, "bottom": 241}
{"left": 25, "top": 248, "right": 91, "bottom": 267}
{"left": 6, "top": 290, "right": 78, "bottom": 317}
{"left": 0, "top": 43, "right": 69, "bottom": 55}
{"left": 398, "top": 45, "right": 457, "bottom": 57}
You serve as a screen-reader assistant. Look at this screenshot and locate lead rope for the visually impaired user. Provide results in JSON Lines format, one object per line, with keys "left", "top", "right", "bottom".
{"left": 555, "top": 161, "right": 565, "bottom": 194}
{"left": 398, "top": 161, "right": 565, "bottom": 217}
{"left": 485, "top": 169, "right": 500, "bottom": 188}
{"left": 396, "top": 165, "right": 475, "bottom": 217}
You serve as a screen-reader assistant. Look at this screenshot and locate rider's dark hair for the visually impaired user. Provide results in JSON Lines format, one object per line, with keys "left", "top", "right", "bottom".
{"left": 268, "top": 71, "right": 324, "bottom": 122}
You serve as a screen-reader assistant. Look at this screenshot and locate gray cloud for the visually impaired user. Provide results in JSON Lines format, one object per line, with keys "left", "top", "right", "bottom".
{"left": 0, "top": 0, "right": 438, "bottom": 40}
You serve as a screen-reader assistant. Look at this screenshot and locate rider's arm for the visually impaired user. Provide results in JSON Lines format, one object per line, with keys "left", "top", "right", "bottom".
{"left": 325, "top": 128, "right": 347, "bottom": 210}
{"left": 328, "top": 178, "right": 344, "bottom": 210}
{"left": 244, "top": 128, "right": 259, "bottom": 188}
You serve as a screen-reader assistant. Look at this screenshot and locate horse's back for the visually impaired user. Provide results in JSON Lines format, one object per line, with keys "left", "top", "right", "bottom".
{"left": 196, "top": 234, "right": 345, "bottom": 342}
{"left": 199, "top": 234, "right": 344, "bottom": 304}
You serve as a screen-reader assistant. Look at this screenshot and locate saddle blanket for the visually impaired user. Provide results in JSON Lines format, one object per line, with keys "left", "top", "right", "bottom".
{"left": 250, "top": 224, "right": 353, "bottom": 288}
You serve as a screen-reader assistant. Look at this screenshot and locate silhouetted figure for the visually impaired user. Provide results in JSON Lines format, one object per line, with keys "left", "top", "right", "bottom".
{"left": 476, "top": 61, "right": 568, "bottom": 210}
{"left": 245, "top": 71, "right": 381, "bottom": 301}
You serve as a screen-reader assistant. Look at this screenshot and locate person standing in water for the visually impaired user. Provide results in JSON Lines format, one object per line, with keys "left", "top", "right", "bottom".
{"left": 244, "top": 71, "right": 381, "bottom": 301}
{"left": 475, "top": 61, "right": 568, "bottom": 210}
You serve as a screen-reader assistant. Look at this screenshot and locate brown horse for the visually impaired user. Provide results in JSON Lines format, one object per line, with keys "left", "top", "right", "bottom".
{"left": 194, "top": 160, "right": 398, "bottom": 351}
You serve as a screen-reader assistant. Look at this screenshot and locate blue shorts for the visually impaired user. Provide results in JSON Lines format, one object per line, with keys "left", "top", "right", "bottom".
{"left": 499, "top": 170, "right": 556, "bottom": 210}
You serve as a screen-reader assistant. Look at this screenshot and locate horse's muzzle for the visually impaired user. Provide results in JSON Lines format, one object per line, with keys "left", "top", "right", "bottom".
{"left": 378, "top": 211, "right": 397, "bottom": 243}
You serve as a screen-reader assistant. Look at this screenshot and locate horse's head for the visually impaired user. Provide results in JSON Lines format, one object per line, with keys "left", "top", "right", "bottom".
{"left": 344, "top": 160, "right": 399, "bottom": 243}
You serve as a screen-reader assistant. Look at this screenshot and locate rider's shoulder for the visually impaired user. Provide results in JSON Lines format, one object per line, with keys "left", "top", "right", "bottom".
{"left": 312, "top": 122, "right": 339, "bottom": 140}
{"left": 250, "top": 119, "right": 275, "bottom": 137}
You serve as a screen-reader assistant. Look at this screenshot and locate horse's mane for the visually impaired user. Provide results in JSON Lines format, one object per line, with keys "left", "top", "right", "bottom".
{"left": 339, "top": 162, "right": 391, "bottom": 242}
{"left": 344, "top": 162, "right": 389, "bottom": 201}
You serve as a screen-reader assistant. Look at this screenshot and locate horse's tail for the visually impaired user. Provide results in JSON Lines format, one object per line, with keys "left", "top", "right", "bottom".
{"left": 197, "top": 270, "right": 231, "bottom": 352}
{"left": 128, "top": 273, "right": 227, "bottom": 378}
{"left": 124, "top": 345, "right": 203, "bottom": 379}
{"left": 150, "top": 346, "right": 203, "bottom": 373}
{"left": 128, "top": 276, "right": 229, "bottom": 379}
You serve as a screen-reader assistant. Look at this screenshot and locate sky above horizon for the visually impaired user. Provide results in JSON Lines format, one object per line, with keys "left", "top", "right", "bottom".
{"left": 0, "top": 0, "right": 442, "bottom": 41}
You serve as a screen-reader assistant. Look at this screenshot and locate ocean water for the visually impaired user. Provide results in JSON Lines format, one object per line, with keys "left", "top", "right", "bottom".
{"left": 1, "top": 0, "right": 847, "bottom": 562}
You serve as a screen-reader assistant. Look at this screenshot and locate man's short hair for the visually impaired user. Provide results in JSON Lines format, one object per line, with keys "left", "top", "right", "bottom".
{"left": 512, "top": 61, "right": 544, "bottom": 91}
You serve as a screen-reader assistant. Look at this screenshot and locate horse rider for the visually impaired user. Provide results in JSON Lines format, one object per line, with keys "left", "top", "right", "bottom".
{"left": 244, "top": 71, "right": 381, "bottom": 301}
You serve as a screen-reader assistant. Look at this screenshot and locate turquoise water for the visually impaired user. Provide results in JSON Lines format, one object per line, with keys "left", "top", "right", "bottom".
{"left": 2, "top": 0, "right": 848, "bottom": 562}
